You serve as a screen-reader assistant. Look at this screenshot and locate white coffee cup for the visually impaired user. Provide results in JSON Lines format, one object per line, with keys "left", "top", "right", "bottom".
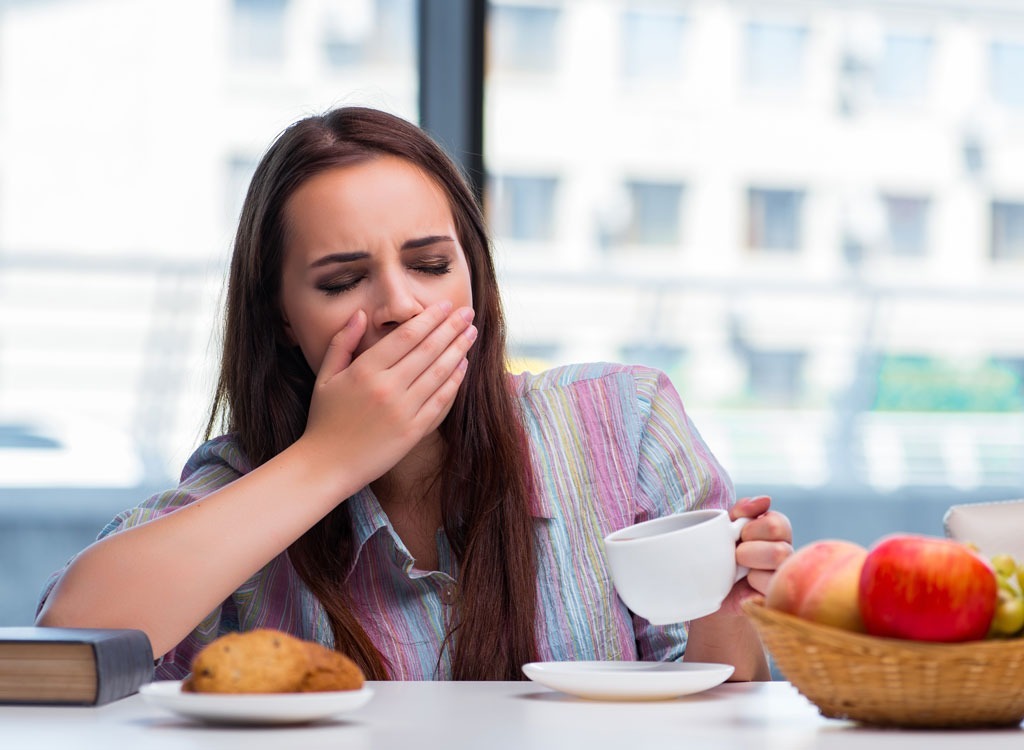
{"left": 603, "top": 509, "right": 750, "bottom": 624}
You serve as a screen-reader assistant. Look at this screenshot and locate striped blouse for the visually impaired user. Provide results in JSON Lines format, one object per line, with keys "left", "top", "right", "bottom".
{"left": 40, "top": 363, "right": 734, "bottom": 680}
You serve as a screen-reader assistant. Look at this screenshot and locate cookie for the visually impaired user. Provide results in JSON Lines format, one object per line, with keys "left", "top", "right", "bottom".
{"left": 298, "top": 641, "right": 365, "bottom": 692}
{"left": 187, "top": 629, "right": 313, "bottom": 694}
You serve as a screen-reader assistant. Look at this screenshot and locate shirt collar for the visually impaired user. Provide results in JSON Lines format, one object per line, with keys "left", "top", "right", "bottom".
{"left": 342, "top": 479, "right": 555, "bottom": 582}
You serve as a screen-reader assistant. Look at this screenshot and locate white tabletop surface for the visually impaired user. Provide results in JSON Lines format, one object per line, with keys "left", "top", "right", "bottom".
{"left": 3, "top": 680, "right": 1023, "bottom": 750}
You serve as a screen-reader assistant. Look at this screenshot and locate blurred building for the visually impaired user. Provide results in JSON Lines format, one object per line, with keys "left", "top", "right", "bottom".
{"left": 0, "top": 0, "right": 1022, "bottom": 623}
{"left": 486, "top": 0, "right": 1024, "bottom": 497}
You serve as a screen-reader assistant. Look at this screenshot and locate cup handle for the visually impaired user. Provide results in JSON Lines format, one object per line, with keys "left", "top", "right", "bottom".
{"left": 730, "top": 516, "right": 751, "bottom": 582}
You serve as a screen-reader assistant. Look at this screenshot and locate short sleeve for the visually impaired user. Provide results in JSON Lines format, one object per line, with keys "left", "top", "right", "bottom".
{"left": 35, "top": 435, "right": 252, "bottom": 677}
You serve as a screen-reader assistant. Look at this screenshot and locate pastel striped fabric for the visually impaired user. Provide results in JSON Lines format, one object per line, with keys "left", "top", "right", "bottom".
{"left": 39, "top": 363, "right": 734, "bottom": 680}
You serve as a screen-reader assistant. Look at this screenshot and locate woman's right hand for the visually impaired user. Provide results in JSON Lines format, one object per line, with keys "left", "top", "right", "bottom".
{"left": 299, "top": 301, "right": 478, "bottom": 490}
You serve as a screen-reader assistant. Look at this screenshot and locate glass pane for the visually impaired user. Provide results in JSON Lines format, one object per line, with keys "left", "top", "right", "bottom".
{"left": 0, "top": 0, "right": 418, "bottom": 626}
{"left": 748, "top": 188, "right": 803, "bottom": 251}
{"left": 744, "top": 22, "right": 807, "bottom": 92}
{"left": 488, "top": 175, "right": 559, "bottom": 241}
{"left": 991, "top": 41, "right": 1024, "bottom": 108}
{"left": 992, "top": 201, "right": 1024, "bottom": 260}
{"left": 883, "top": 195, "right": 929, "bottom": 257}
{"left": 876, "top": 34, "right": 932, "bottom": 102}
{"left": 490, "top": 4, "right": 561, "bottom": 72}
{"left": 621, "top": 9, "right": 687, "bottom": 81}
{"left": 484, "top": 0, "right": 1024, "bottom": 549}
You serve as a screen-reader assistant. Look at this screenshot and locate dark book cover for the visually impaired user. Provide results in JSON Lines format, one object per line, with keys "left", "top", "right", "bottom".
{"left": 0, "top": 627, "right": 154, "bottom": 706}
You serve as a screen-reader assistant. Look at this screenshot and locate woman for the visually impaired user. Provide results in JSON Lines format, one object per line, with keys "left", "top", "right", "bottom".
{"left": 37, "top": 107, "right": 792, "bottom": 681}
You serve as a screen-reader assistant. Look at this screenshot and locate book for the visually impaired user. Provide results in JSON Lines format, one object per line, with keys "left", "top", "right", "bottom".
{"left": 0, "top": 627, "right": 154, "bottom": 706}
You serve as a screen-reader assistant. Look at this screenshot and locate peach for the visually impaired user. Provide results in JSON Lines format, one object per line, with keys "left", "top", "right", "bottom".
{"left": 765, "top": 539, "right": 868, "bottom": 632}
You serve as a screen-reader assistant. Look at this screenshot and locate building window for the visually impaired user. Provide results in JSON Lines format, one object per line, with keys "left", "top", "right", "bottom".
{"left": 992, "top": 201, "right": 1024, "bottom": 260}
{"left": 745, "top": 350, "right": 806, "bottom": 406}
{"left": 488, "top": 175, "right": 559, "bottom": 241}
{"left": 876, "top": 34, "right": 932, "bottom": 103}
{"left": 621, "top": 9, "right": 686, "bottom": 82}
{"left": 323, "top": 0, "right": 416, "bottom": 68}
{"left": 991, "top": 42, "right": 1024, "bottom": 108}
{"left": 230, "top": 0, "right": 288, "bottom": 64}
{"left": 882, "top": 195, "right": 929, "bottom": 257}
{"left": 490, "top": 4, "right": 560, "bottom": 73}
{"left": 744, "top": 22, "right": 807, "bottom": 93}
{"left": 613, "top": 180, "right": 685, "bottom": 248}
{"left": 747, "top": 188, "right": 804, "bottom": 252}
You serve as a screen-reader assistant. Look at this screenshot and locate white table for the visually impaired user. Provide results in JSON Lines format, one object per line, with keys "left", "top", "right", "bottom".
{"left": 3, "top": 681, "right": 1023, "bottom": 750}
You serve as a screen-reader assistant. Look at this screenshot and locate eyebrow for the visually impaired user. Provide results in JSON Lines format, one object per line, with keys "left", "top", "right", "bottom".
{"left": 309, "top": 235, "right": 455, "bottom": 268}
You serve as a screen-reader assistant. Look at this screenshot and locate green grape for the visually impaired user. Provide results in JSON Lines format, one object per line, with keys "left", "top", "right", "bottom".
{"left": 1017, "top": 561, "right": 1024, "bottom": 593}
{"left": 990, "top": 590, "right": 1024, "bottom": 637}
{"left": 998, "top": 575, "right": 1019, "bottom": 595}
{"left": 992, "top": 553, "right": 1017, "bottom": 579}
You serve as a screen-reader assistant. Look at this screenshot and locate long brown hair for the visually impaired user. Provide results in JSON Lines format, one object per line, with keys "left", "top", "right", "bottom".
{"left": 205, "top": 107, "right": 537, "bottom": 680}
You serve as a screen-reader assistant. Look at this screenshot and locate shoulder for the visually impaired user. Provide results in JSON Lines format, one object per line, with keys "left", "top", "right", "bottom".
{"left": 179, "top": 433, "right": 253, "bottom": 483}
{"left": 101, "top": 434, "right": 252, "bottom": 535}
{"left": 511, "top": 362, "right": 666, "bottom": 395}
{"left": 510, "top": 362, "right": 675, "bottom": 417}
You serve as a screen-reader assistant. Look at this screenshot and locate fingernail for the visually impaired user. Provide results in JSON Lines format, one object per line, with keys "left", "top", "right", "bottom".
{"left": 460, "top": 307, "right": 475, "bottom": 323}
{"left": 457, "top": 358, "right": 469, "bottom": 372}
{"left": 438, "top": 301, "right": 453, "bottom": 314}
{"left": 463, "top": 325, "right": 478, "bottom": 342}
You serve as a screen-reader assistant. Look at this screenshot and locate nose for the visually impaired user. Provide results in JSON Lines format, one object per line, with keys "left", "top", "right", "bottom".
{"left": 370, "top": 266, "right": 424, "bottom": 331}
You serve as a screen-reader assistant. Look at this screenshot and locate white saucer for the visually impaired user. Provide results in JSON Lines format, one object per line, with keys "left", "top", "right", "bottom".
{"left": 521, "top": 661, "right": 734, "bottom": 701}
{"left": 139, "top": 680, "right": 374, "bottom": 725}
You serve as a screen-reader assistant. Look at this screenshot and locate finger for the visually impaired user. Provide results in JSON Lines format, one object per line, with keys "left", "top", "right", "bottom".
{"left": 736, "top": 539, "right": 794, "bottom": 572}
{"left": 360, "top": 301, "right": 457, "bottom": 371}
{"left": 387, "top": 306, "right": 475, "bottom": 388}
{"left": 419, "top": 356, "right": 471, "bottom": 435}
{"left": 729, "top": 495, "right": 771, "bottom": 521}
{"left": 404, "top": 320, "right": 478, "bottom": 407}
{"left": 745, "top": 569, "right": 774, "bottom": 596}
{"left": 739, "top": 511, "right": 793, "bottom": 544}
{"left": 318, "top": 310, "right": 367, "bottom": 383}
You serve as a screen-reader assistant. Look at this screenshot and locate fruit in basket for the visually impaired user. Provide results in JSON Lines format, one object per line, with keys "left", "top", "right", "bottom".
{"left": 765, "top": 540, "right": 867, "bottom": 632}
{"left": 987, "top": 551, "right": 1024, "bottom": 637}
{"left": 859, "top": 534, "right": 997, "bottom": 642}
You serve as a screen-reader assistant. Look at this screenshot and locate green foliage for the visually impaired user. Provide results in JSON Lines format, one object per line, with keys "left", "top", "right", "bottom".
{"left": 873, "top": 357, "right": 1024, "bottom": 412}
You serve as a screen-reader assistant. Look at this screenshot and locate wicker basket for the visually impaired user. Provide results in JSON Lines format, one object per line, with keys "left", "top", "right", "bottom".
{"left": 743, "top": 597, "right": 1024, "bottom": 728}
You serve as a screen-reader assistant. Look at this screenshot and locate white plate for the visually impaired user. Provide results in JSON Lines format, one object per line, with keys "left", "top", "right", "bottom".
{"left": 139, "top": 680, "right": 374, "bottom": 725}
{"left": 522, "top": 661, "right": 734, "bottom": 701}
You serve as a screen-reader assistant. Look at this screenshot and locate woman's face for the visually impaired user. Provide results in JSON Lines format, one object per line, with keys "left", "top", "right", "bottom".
{"left": 279, "top": 155, "right": 474, "bottom": 373}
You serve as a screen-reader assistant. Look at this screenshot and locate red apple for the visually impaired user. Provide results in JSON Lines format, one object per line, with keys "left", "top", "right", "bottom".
{"left": 766, "top": 540, "right": 868, "bottom": 632}
{"left": 859, "top": 534, "right": 997, "bottom": 642}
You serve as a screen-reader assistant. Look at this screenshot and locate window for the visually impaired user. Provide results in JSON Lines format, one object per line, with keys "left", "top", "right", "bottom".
{"left": 608, "top": 181, "right": 685, "bottom": 248}
{"left": 488, "top": 175, "right": 559, "bottom": 241}
{"left": 747, "top": 188, "right": 804, "bottom": 252}
{"left": 230, "top": 0, "right": 288, "bottom": 64}
{"left": 882, "top": 195, "right": 929, "bottom": 257}
{"left": 991, "top": 201, "right": 1024, "bottom": 260}
{"left": 490, "top": 4, "right": 560, "bottom": 73}
{"left": 991, "top": 41, "right": 1024, "bottom": 108}
{"left": 744, "top": 22, "right": 807, "bottom": 92}
{"left": 876, "top": 34, "right": 932, "bottom": 103}
{"left": 323, "top": 0, "right": 417, "bottom": 68}
{"left": 621, "top": 9, "right": 687, "bottom": 82}
{"left": 0, "top": 0, "right": 419, "bottom": 627}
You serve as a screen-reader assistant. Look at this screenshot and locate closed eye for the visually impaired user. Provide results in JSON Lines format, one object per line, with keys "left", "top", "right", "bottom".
{"left": 412, "top": 260, "right": 452, "bottom": 276}
{"left": 318, "top": 274, "right": 364, "bottom": 296}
